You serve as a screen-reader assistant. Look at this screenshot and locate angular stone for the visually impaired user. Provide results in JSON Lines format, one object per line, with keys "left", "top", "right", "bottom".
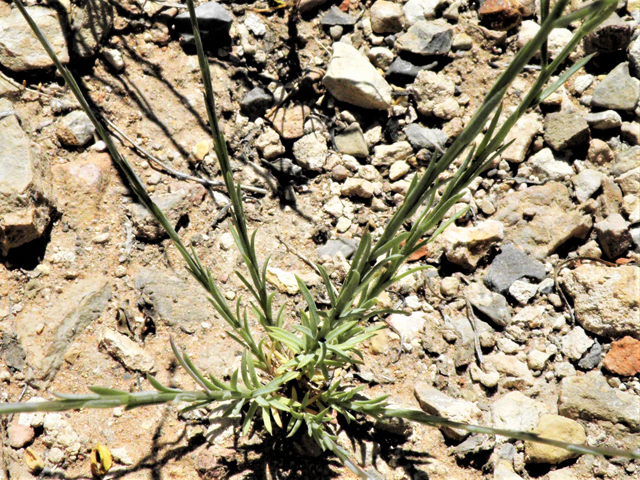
{"left": 577, "top": 341, "right": 603, "bottom": 370}
{"left": 341, "top": 178, "right": 375, "bottom": 198}
{"left": 0, "top": 99, "right": 54, "bottom": 255}
{"left": 389, "top": 160, "right": 411, "bottom": 180}
{"left": 491, "top": 391, "right": 548, "bottom": 432}
{"left": 414, "top": 382, "right": 482, "bottom": 441}
{"left": 560, "top": 264, "right": 639, "bottom": 339}
{"left": 410, "top": 70, "right": 458, "bottom": 119}
{"left": 559, "top": 371, "right": 640, "bottom": 432}
{"left": 484, "top": 244, "right": 546, "bottom": 294}
{"left": 370, "top": 0, "right": 405, "bottom": 33}
{"left": 265, "top": 267, "right": 299, "bottom": 295}
{"left": 174, "top": 2, "right": 232, "bottom": 42}
{"left": 594, "top": 213, "right": 633, "bottom": 259}
{"left": 7, "top": 423, "right": 35, "bottom": 449}
{"left": 293, "top": 133, "right": 328, "bottom": 172}
{"left": 629, "top": 36, "right": 640, "bottom": 79}
{"left": 524, "top": 414, "right": 586, "bottom": 464}
{"left": 508, "top": 280, "right": 538, "bottom": 304}
{"left": 544, "top": 112, "right": 590, "bottom": 152}
{"left": 591, "top": 62, "right": 640, "bottom": 112}
{"left": 372, "top": 141, "right": 413, "bottom": 167}
{"left": 616, "top": 166, "right": 640, "bottom": 196}
{"left": 466, "top": 282, "right": 512, "bottom": 327}
{"left": 396, "top": 20, "right": 453, "bottom": 57}
{"left": 270, "top": 103, "right": 310, "bottom": 140}
{"left": 494, "top": 182, "right": 592, "bottom": 259}
{"left": 501, "top": 113, "right": 542, "bottom": 164}
{"left": 56, "top": 110, "right": 96, "bottom": 147}
{"left": 0, "top": 7, "right": 69, "bottom": 72}
{"left": 621, "top": 121, "right": 640, "bottom": 145}
{"left": 478, "top": 0, "right": 523, "bottom": 31}
{"left": 334, "top": 123, "right": 369, "bottom": 158}
{"left": 240, "top": 87, "right": 273, "bottom": 119}
{"left": 316, "top": 238, "right": 357, "bottom": 259}
{"left": 584, "top": 12, "right": 632, "bottom": 56}
{"left": 561, "top": 327, "right": 594, "bottom": 361}
{"left": 585, "top": 110, "right": 622, "bottom": 130}
{"left": 385, "top": 57, "right": 434, "bottom": 86}
{"left": 99, "top": 328, "right": 156, "bottom": 374}
{"left": 323, "top": 42, "right": 392, "bottom": 110}
{"left": 255, "top": 127, "right": 285, "bottom": 159}
{"left": 603, "top": 336, "right": 640, "bottom": 376}
{"left": 403, "top": 0, "right": 448, "bottom": 24}
{"left": 405, "top": 123, "right": 447, "bottom": 151}
{"left": 70, "top": 0, "right": 114, "bottom": 58}
{"left": 387, "top": 311, "right": 426, "bottom": 344}
{"left": 529, "top": 148, "right": 574, "bottom": 180}
{"left": 320, "top": 5, "right": 356, "bottom": 26}
{"left": 572, "top": 169, "right": 603, "bottom": 202}
{"left": 442, "top": 220, "right": 504, "bottom": 270}
{"left": 485, "top": 353, "right": 535, "bottom": 387}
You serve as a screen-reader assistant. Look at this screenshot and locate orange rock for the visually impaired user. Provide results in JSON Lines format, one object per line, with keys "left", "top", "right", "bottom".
{"left": 479, "top": 0, "right": 524, "bottom": 31}
{"left": 604, "top": 336, "right": 640, "bottom": 376}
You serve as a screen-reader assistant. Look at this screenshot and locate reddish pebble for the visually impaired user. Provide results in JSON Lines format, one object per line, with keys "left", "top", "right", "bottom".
{"left": 478, "top": 0, "right": 524, "bottom": 31}
{"left": 8, "top": 424, "right": 35, "bottom": 449}
{"left": 604, "top": 336, "right": 640, "bottom": 376}
{"left": 331, "top": 165, "right": 350, "bottom": 182}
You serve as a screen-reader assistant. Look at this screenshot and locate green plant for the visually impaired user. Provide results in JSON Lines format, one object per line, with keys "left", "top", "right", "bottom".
{"left": 3, "top": 0, "right": 639, "bottom": 476}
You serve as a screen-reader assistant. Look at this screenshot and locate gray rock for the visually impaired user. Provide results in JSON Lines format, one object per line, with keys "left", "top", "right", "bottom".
{"left": 56, "top": 110, "right": 96, "bottom": 147}
{"left": 414, "top": 382, "right": 482, "bottom": 441}
{"left": 128, "top": 190, "right": 194, "bottom": 241}
{"left": 320, "top": 5, "right": 356, "bottom": 26}
{"left": 1, "top": 331, "right": 26, "bottom": 373}
{"left": 560, "top": 264, "right": 639, "bottom": 339}
{"left": 491, "top": 391, "right": 549, "bottom": 432}
{"left": 591, "top": 63, "right": 640, "bottom": 112}
{"left": 612, "top": 145, "right": 640, "bottom": 176}
{"left": 240, "top": 87, "right": 273, "bottom": 119}
{"left": 577, "top": 341, "right": 602, "bottom": 370}
{"left": 135, "top": 268, "right": 214, "bottom": 332}
{"left": 528, "top": 148, "right": 573, "bottom": 180}
{"left": 594, "top": 213, "right": 633, "bottom": 259}
{"left": 70, "top": 0, "right": 114, "bottom": 58}
{"left": 572, "top": 74, "right": 594, "bottom": 94}
{"left": 466, "top": 282, "right": 512, "bottom": 327}
{"left": 405, "top": 123, "right": 447, "bottom": 151}
{"left": 293, "top": 133, "right": 328, "bottom": 172}
{"left": 316, "top": 238, "right": 357, "bottom": 259}
{"left": 450, "top": 314, "right": 494, "bottom": 366}
{"left": 583, "top": 12, "right": 632, "bottom": 56}
{"left": 0, "top": 99, "right": 55, "bottom": 255}
{"left": 334, "top": 123, "right": 369, "bottom": 157}
{"left": 572, "top": 169, "right": 603, "bottom": 202}
{"left": 559, "top": 371, "right": 640, "bottom": 432}
{"left": 0, "top": 7, "right": 69, "bottom": 72}
{"left": 543, "top": 112, "right": 590, "bottom": 152}
{"left": 370, "top": 0, "right": 405, "bottom": 33}
{"left": 629, "top": 36, "right": 640, "bottom": 79}
{"left": 396, "top": 20, "right": 453, "bottom": 56}
{"left": 494, "top": 182, "right": 593, "bottom": 260}
{"left": 403, "top": 0, "right": 448, "bottom": 24}
{"left": 385, "top": 57, "right": 435, "bottom": 86}
{"left": 484, "top": 244, "right": 546, "bottom": 295}
{"left": 323, "top": 42, "right": 392, "bottom": 110}
{"left": 410, "top": 69, "right": 459, "bottom": 119}
{"left": 174, "top": 1, "right": 232, "bottom": 42}
{"left": 585, "top": 110, "right": 622, "bottom": 130}
{"left": 621, "top": 121, "right": 640, "bottom": 145}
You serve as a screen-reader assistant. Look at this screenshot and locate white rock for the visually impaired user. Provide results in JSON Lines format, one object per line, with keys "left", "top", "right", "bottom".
{"left": 572, "top": 169, "right": 603, "bottom": 202}
{"left": 255, "top": 127, "right": 285, "bottom": 159}
{"left": 508, "top": 280, "right": 538, "bottom": 304}
{"left": 491, "top": 391, "right": 549, "bottom": 432}
{"left": 529, "top": 148, "right": 573, "bottom": 180}
{"left": 293, "top": 133, "right": 328, "bottom": 172}
{"left": 389, "top": 160, "right": 411, "bottom": 180}
{"left": 387, "top": 311, "right": 426, "bottom": 344}
{"left": 561, "top": 326, "right": 594, "bottom": 360}
{"left": 265, "top": 267, "right": 299, "bottom": 295}
{"left": 485, "top": 353, "right": 535, "bottom": 386}
{"left": 502, "top": 113, "right": 543, "bottom": 164}
{"left": 323, "top": 43, "right": 392, "bottom": 110}
{"left": 99, "top": 328, "right": 157, "bottom": 374}
{"left": 442, "top": 220, "right": 504, "bottom": 269}
{"left": 403, "top": 0, "right": 447, "bottom": 24}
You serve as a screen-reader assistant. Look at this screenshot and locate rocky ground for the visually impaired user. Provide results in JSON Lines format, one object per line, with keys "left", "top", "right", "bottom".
{"left": 0, "top": 0, "right": 639, "bottom": 478}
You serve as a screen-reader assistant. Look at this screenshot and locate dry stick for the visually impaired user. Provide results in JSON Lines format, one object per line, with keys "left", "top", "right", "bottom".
{"left": 275, "top": 234, "right": 321, "bottom": 275}
{"left": 0, "top": 70, "right": 52, "bottom": 98}
{"left": 103, "top": 117, "right": 267, "bottom": 195}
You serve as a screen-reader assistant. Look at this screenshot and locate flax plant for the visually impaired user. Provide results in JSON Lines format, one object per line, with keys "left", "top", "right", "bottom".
{"left": 2, "top": 0, "right": 639, "bottom": 476}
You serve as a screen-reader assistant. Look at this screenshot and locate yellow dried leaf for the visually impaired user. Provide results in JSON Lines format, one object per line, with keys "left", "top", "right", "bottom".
{"left": 25, "top": 447, "right": 44, "bottom": 474}
{"left": 90, "top": 444, "right": 112, "bottom": 477}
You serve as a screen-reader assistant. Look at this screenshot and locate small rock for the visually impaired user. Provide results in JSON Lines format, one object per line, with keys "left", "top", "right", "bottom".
{"left": 442, "top": 220, "right": 504, "bottom": 270}
{"left": 508, "top": 280, "right": 537, "bottom": 304}
{"left": 405, "top": 123, "right": 447, "bottom": 151}
{"left": 560, "top": 264, "right": 639, "bottom": 339}
{"left": 385, "top": 57, "right": 434, "bottom": 86}
{"left": 396, "top": 20, "right": 453, "bottom": 57}
{"left": 102, "top": 48, "right": 124, "bottom": 71}
{"left": 479, "top": 0, "right": 523, "bottom": 31}
{"left": 544, "top": 112, "right": 590, "bottom": 152}
{"left": 265, "top": 267, "right": 299, "bottom": 295}
{"left": 621, "top": 121, "right": 640, "bottom": 145}
{"left": 48, "top": 447, "right": 65, "bottom": 465}
{"left": 403, "top": 0, "right": 448, "bottom": 24}
{"left": 485, "top": 353, "right": 535, "bottom": 387}
{"left": 56, "top": 110, "right": 96, "bottom": 147}
{"left": 370, "top": 0, "right": 405, "bottom": 33}
{"left": 502, "top": 113, "right": 543, "bottom": 164}
{"left": 255, "top": 127, "right": 285, "bottom": 159}
{"left": 411, "top": 70, "right": 459, "bottom": 119}
{"left": 7, "top": 424, "right": 35, "bottom": 449}
{"left": 554, "top": 361, "right": 576, "bottom": 378}
{"left": 587, "top": 138, "right": 614, "bottom": 165}
{"left": 594, "top": 213, "right": 633, "bottom": 259}
{"left": 584, "top": 12, "right": 632, "bottom": 56}
{"left": 192, "top": 140, "right": 210, "bottom": 162}
{"left": 585, "top": 110, "right": 622, "bottom": 130}
{"left": 572, "top": 74, "right": 594, "bottom": 94}
{"left": 452, "top": 32, "right": 473, "bottom": 51}
{"left": 316, "top": 238, "right": 357, "bottom": 259}
{"left": 0, "top": 7, "right": 69, "bottom": 72}
{"left": 414, "top": 382, "right": 482, "bottom": 441}
{"left": 561, "top": 326, "right": 594, "bottom": 361}
{"left": 372, "top": 141, "right": 414, "bottom": 167}
{"left": 323, "top": 42, "right": 392, "bottom": 110}
{"left": 173, "top": 2, "right": 232, "bottom": 42}
{"left": 320, "top": 5, "right": 356, "bottom": 26}
{"left": 491, "top": 391, "right": 548, "bottom": 432}
{"left": 99, "top": 328, "right": 156, "bottom": 374}
{"left": 368, "top": 46, "right": 395, "bottom": 70}
{"left": 334, "top": 123, "right": 369, "bottom": 157}
{"left": 559, "top": 371, "right": 640, "bottom": 432}
{"left": 270, "top": 103, "right": 310, "bottom": 140}
{"left": 389, "top": 160, "right": 411, "bottom": 181}
{"left": 630, "top": 35, "right": 640, "bottom": 78}
{"left": 440, "top": 276, "right": 460, "bottom": 297}
{"left": 484, "top": 244, "right": 546, "bottom": 294}
{"left": 71, "top": 0, "right": 113, "bottom": 58}
{"left": 341, "top": 178, "right": 375, "bottom": 198}
{"left": 466, "top": 282, "right": 512, "bottom": 327}
{"left": 244, "top": 14, "right": 266, "bottom": 36}
{"left": 603, "top": 336, "right": 640, "bottom": 376}
{"left": 524, "top": 414, "right": 586, "bottom": 464}
{"left": 572, "top": 169, "right": 603, "bottom": 202}
{"left": 293, "top": 133, "right": 328, "bottom": 172}
{"left": 470, "top": 363, "right": 501, "bottom": 388}
{"left": 527, "top": 349, "right": 553, "bottom": 371}
{"left": 591, "top": 62, "right": 640, "bottom": 112}
{"left": 240, "top": 87, "right": 273, "bottom": 119}
{"left": 387, "top": 311, "right": 426, "bottom": 344}
{"left": 528, "top": 148, "right": 573, "bottom": 180}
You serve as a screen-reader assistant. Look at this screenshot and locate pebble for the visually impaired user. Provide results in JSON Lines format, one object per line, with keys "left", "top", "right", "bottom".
{"left": 334, "top": 123, "right": 369, "bottom": 157}
{"left": 7, "top": 423, "right": 35, "bottom": 449}
{"left": 387, "top": 311, "right": 426, "bottom": 345}
{"left": 524, "top": 414, "right": 586, "bottom": 464}
{"left": 320, "top": 5, "right": 356, "bottom": 26}
{"left": 270, "top": 103, "right": 310, "bottom": 140}
{"left": 484, "top": 244, "right": 546, "bottom": 295}
{"left": 594, "top": 213, "right": 633, "bottom": 259}
{"left": 587, "top": 138, "right": 614, "bottom": 165}
{"left": 405, "top": 123, "right": 447, "bottom": 151}
{"left": 440, "top": 276, "right": 460, "bottom": 297}
{"left": 370, "top": 0, "right": 405, "bottom": 34}
{"left": 173, "top": 2, "right": 232, "bottom": 42}
{"left": 403, "top": 0, "right": 447, "bottom": 24}
{"left": 102, "top": 48, "right": 125, "bottom": 71}
{"left": 56, "top": 110, "right": 96, "bottom": 147}
{"left": 572, "top": 169, "right": 603, "bottom": 202}
{"left": 240, "top": 87, "right": 273, "bottom": 119}
{"left": 502, "top": 113, "right": 543, "bottom": 164}
{"left": 527, "top": 349, "right": 553, "bottom": 371}
{"left": 561, "top": 326, "right": 594, "bottom": 361}
{"left": 577, "top": 341, "right": 603, "bottom": 370}
{"left": 528, "top": 148, "right": 573, "bottom": 181}
{"left": 99, "top": 328, "right": 157, "bottom": 374}
{"left": 372, "top": 141, "right": 413, "bottom": 167}
{"left": 367, "top": 46, "right": 395, "bottom": 70}
{"left": 385, "top": 57, "right": 434, "bottom": 86}
{"left": 411, "top": 70, "right": 458, "bottom": 119}
{"left": 323, "top": 42, "right": 392, "bottom": 110}
{"left": 485, "top": 353, "right": 535, "bottom": 387}
{"left": 396, "top": 20, "right": 453, "bottom": 57}
{"left": 585, "top": 110, "right": 622, "bottom": 130}
{"left": 543, "top": 112, "right": 590, "bottom": 152}
{"left": 255, "top": 127, "right": 285, "bottom": 159}
{"left": 572, "top": 74, "right": 594, "bottom": 94}
{"left": 389, "top": 160, "right": 411, "bottom": 181}
{"left": 491, "top": 391, "right": 548, "bottom": 432}
{"left": 478, "top": 0, "right": 523, "bottom": 31}
{"left": 621, "top": 121, "right": 640, "bottom": 145}
{"left": 293, "top": 133, "right": 328, "bottom": 172}
{"left": 603, "top": 336, "right": 640, "bottom": 376}
{"left": 584, "top": 12, "right": 632, "bottom": 56}
{"left": 508, "top": 280, "right": 538, "bottom": 304}
{"left": 591, "top": 62, "right": 640, "bottom": 111}
{"left": 265, "top": 267, "right": 299, "bottom": 295}
{"left": 442, "top": 220, "right": 504, "bottom": 270}
{"left": 465, "top": 282, "right": 512, "bottom": 327}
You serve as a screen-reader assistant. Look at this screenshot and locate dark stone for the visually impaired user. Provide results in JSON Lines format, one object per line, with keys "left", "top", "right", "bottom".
{"left": 405, "top": 123, "right": 447, "bottom": 151}
{"left": 174, "top": 2, "right": 232, "bottom": 42}
{"left": 385, "top": 57, "right": 436, "bottom": 85}
{"left": 316, "top": 238, "right": 358, "bottom": 259}
{"left": 584, "top": 13, "right": 632, "bottom": 56}
{"left": 240, "top": 87, "right": 273, "bottom": 119}
{"left": 396, "top": 20, "right": 453, "bottom": 57}
{"left": 1, "top": 331, "right": 25, "bottom": 373}
{"left": 591, "top": 62, "right": 640, "bottom": 112}
{"left": 478, "top": 0, "right": 523, "bottom": 31}
{"left": 578, "top": 341, "right": 603, "bottom": 370}
{"left": 484, "top": 244, "right": 546, "bottom": 294}
{"left": 320, "top": 5, "right": 356, "bottom": 26}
